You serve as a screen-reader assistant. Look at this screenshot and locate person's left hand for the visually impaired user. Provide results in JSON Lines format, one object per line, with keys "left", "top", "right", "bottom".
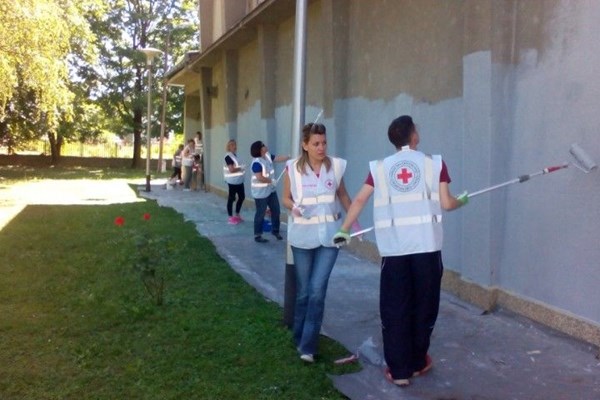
{"left": 291, "top": 204, "right": 304, "bottom": 218}
{"left": 457, "top": 191, "right": 469, "bottom": 207}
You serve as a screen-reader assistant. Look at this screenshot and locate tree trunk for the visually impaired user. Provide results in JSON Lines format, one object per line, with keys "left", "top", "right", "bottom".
{"left": 48, "top": 132, "right": 63, "bottom": 165}
{"left": 131, "top": 106, "right": 143, "bottom": 168}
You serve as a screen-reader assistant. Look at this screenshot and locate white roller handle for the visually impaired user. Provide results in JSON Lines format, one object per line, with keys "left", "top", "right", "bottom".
{"left": 274, "top": 168, "right": 286, "bottom": 185}
{"left": 350, "top": 226, "right": 373, "bottom": 237}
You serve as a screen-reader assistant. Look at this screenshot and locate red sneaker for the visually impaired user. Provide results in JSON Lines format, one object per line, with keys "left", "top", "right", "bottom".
{"left": 384, "top": 367, "right": 410, "bottom": 387}
{"left": 412, "top": 354, "right": 433, "bottom": 377}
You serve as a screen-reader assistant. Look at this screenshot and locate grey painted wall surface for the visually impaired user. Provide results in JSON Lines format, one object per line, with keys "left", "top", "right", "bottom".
{"left": 194, "top": 0, "right": 600, "bottom": 327}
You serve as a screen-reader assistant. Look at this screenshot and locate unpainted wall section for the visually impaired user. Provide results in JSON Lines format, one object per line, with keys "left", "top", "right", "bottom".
{"left": 237, "top": 40, "right": 261, "bottom": 115}
{"left": 275, "top": 18, "right": 294, "bottom": 108}
{"left": 345, "top": 0, "right": 464, "bottom": 103}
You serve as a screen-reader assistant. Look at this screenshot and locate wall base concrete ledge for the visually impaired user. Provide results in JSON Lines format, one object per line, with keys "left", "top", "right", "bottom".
{"left": 442, "top": 269, "right": 600, "bottom": 352}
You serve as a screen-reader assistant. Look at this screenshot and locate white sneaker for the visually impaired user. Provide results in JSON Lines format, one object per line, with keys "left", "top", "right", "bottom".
{"left": 300, "top": 354, "right": 314, "bottom": 363}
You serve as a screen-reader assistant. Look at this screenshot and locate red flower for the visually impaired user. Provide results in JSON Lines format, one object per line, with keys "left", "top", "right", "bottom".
{"left": 114, "top": 216, "right": 125, "bottom": 226}
{"left": 143, "top": 213, "right": 151, "bottom": 221}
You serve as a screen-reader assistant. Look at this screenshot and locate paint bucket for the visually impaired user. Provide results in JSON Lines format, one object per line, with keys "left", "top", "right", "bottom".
{"left": 262, "top": 219, "right": 272, "bottom": 232}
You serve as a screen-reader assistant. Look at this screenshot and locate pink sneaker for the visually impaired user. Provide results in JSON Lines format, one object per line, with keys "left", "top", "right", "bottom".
{"left": 228, "top": 216, "right": 239, "bottom": 225}
{"left": 235, "top": 215, "right": 244, "bottom": 222}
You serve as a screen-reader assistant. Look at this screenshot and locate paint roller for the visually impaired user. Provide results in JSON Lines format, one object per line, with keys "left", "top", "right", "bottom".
{"left": 467, "top": 143, "right": 597, "bottom": 198}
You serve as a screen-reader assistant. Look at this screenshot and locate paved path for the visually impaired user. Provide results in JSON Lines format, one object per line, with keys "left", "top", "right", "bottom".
{"left": 140, "top": 181, "right": 599, "bottom": 400}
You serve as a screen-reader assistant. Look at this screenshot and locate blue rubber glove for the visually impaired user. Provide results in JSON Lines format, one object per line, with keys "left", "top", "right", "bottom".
{"left": 457, "top": 191, "right": 469, "bottom": 207}
{"left": 333, "top": 229, "right": 351, "bottom": 247}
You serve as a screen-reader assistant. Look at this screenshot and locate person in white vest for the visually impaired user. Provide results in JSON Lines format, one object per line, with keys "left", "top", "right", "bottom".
{"left": 223, "top": 139, "right": 246, "bottom": 224}
{"left": 282, "top": 123, "right": 353, "bottom": 363}
{"left": 250, "top": 140, "right": 289, "bottom": 243}
{"left": 333, "top": 115, "right": 468, "bottom": 387}
{"left": 170, "top": 144, "right": 184, "bottom": 184}
{"left": 181, "top": 139, "right": 196, "bottom": 192}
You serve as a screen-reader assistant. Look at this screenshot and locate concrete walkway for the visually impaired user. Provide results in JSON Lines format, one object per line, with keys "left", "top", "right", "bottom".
{"left": 141, "top": 181, "right": 600, "bottom": 400}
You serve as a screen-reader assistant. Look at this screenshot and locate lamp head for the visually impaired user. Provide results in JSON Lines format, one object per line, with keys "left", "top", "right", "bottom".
{"left": 140, "top": 47, "right": 163, "bottom": 64}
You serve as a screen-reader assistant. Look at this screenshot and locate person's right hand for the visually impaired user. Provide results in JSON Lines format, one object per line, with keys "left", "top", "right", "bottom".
{"left": 333, "top": 230, "right": 351, "bottom": 247}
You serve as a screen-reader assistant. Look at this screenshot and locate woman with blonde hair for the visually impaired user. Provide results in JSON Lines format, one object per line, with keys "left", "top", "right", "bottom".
{"left": 282, "top": 123, "right": 352, "bottom": 362}
{"left": 223, "top": 139, "right": 246, "bottom": 224}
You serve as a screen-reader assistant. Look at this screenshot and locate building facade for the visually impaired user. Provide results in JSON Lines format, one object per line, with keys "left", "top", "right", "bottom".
{"left": 168, "top": 0, "right": 600, "bottom": 348}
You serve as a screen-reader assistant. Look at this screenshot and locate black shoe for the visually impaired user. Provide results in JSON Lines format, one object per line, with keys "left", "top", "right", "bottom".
{"left": 273, "top": 233, "right": 283, "bottom": 240}
{"left": 255, "top": 236, "right": 268, "bottom": 243}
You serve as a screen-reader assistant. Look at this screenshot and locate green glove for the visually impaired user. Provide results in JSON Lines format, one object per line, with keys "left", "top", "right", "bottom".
{"left": 333, "top": 229, "right": 351, "bottom": 247}
{"left": 457, "top": 191, "right": 469, "bottom": 207}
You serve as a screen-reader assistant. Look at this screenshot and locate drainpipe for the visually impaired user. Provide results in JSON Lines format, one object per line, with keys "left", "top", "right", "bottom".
{"left": 283, "top": 0, "right": 308, "bottom": 328}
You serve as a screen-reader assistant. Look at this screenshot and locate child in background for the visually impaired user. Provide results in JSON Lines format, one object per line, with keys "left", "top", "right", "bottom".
{"left": 191, "top": 154, "right": 202, "bottom": 191}
{"left": 170, "top": 144, "right": 184, "bottom": 184}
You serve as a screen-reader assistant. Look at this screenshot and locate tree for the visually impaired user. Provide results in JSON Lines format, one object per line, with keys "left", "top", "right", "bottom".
{"left": 87, "top": 0, "right": 197, "bottom": 168}
{"left": 0, "top": 0, "right": 98, "bottom": 162}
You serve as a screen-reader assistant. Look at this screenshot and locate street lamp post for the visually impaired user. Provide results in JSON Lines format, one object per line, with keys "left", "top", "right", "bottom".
{"left": 157, "top": 41, "right": 170, "bottom": 174}
{"left": 157, "top": 23, "right": 194, "bottom": 174}
{"left": 140, "top": 47, "right": 163, "bottom": 192}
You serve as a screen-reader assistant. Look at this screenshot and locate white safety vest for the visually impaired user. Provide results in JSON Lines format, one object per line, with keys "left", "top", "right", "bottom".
{"left": 370, "top": 147, "right": 443, "bottom": 257}
{"left": 223, "top": 152, "right": 245, "bottom": 185}
{"left": 287, "top": 157, "right": 346, "bottom": 249}
{"left": 182, "top": 145, "right": 194, "bottom": 167}
{"left": 173, "top": 151, "right": 182, "bottom": 167}
{"left": 250, "top": 156, "right": 275, "bottom": 199}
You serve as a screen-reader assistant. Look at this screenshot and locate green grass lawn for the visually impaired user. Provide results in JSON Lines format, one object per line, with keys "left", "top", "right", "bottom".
{"left": 0, "top": 168, "right": 360, "bottom": 399}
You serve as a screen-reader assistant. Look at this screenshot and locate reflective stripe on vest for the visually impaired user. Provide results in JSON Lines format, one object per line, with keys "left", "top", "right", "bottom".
{"left": 370, "top": 149, "right": 443, "bottom": 256}
{"left": 173, "top": 154, "right": 182, "bottom": 166}
{"left": 250, "top": 157, "right": 274, "bottom": 199}
{"left": 223, "top": 152, "right": 245, "bottom": 184}
{"left": 287, "top": 157, "right": 346, "bottom": 248}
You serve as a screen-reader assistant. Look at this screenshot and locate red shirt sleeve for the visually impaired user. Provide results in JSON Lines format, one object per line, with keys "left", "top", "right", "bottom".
{"left": 365, "top": 172, "right": 374, "bottom": 186}
{"left": 440, "top": 160, "right": 451, "bottom": 183}
{"left": 365, "top": 160, "right": 451, "bottom": 186}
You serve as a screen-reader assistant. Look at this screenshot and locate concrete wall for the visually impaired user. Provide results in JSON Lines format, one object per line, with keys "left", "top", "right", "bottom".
{"left": 189, "top": 0, "right": 600, "bottom": 345}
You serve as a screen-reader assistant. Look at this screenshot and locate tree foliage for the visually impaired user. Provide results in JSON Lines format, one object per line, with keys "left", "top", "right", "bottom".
{"left": 0, "top": 0, "right": 98, "bottom": 159}
{"left": 0, "top": 0, "right": 197, "bottom": 166}
{"left": 87, "top": 0, "right": 198, "bottom": 167}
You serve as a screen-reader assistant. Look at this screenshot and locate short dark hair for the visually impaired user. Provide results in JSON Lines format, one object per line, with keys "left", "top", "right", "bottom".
{"left": 388, "top": 115, "right": 415, "bottom": 148}
{"left": 250, "top": 141, "right": 264, "bottom": 157}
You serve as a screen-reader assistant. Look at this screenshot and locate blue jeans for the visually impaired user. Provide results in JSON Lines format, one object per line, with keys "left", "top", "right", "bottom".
{"left": 253, "top": 192, "right": 281, "bottom": 235}
{"left": 292, "top": 245, "right": 339, "bottom": 355}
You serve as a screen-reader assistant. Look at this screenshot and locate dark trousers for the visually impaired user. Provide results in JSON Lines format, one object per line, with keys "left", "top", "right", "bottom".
{"left": 227, "top": 183, "right": 245, "bottom": 216}
{"left": 170, "top": 166, "right": 181, "bottom": 180}
{"left": 253, "top": 191, "right": 280, "bottom": 236}
{"left": 380, "top": 251, "right": 443, "bottom": 380}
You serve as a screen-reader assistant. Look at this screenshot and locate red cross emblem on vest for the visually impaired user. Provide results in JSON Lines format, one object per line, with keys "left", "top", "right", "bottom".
{"left": 389, "top": 160, "right": 420, "bottom": 192}
{"left": 397, "top": 168, "right": 413, "bottom": 184}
